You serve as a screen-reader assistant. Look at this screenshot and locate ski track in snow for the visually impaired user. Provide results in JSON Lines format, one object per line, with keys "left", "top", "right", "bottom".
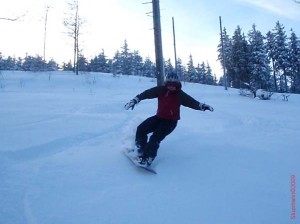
{"left": 0, "top": 71, "right": 299, "bottom": 224}
{"left": 3, "top": 132, "right": 103, "bottom": 162}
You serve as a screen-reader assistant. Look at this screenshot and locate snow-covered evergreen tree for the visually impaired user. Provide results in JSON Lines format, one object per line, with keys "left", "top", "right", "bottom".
{"left": 0, "top": 53, "right": 3, "bottom": 70}
{"left": 47, "top": 59, "right": 58, "bottom": 71}
{"left": 164, "top": 58, "right": 174, "bottom": 76}
{"left": 288, "top": 30, "right": 300, "bottom": 93}
{"left": 217, "top": 27, "right": 233, "bottom": 87}
{"left": 131, "top": 50, "right": 143, "bottom": 76}
{"left": 195, "top": 62, "right": 206, "bottom": 84}
{"left": 77, "top": 54, "right": 89, "bottom": 72}
{"left": 119, "top": 39, "right": 132, "bottom": 75}
{"left": 15, "top": 57, "right": 23, "bottom": 71}
{"left": 176, "top": 58, "right": 185, "bottom": 81}
{"left": 266, "top": 31, "right": 277, "bottom": 91}
{"left": 0, "top": 54, "right": 16, "bottom": 70}
{"left": 272, "top": 21, "right": 289, "bottom": 92}
{"left": 22, "top": 55, "right": 46, "bottom": 72}
{"left": 112, "top": 51, "right": 122, "bottom": 75}
{"left": 205, "top": 62, "right": 215, "bottom": 85}
{"left": 62, "top": 61, "right": 74, "bottom": 71}
{"left": 231, "top": 26, "right": 249, "bottom": 88}
{"left": 247, "top": 24, "right": 272, "bottom": 92}
{"left": 186, "top": 54, "right": 196, "bottom": 82}
{"left": 142, "top": 57, "right": 155, "bottom": 78}
{"left": 90, "top": 49, "right": 110, "bottom": 73}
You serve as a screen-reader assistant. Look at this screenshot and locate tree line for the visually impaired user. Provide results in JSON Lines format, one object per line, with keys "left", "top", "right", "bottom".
{"left": 2, "top": 16, "right": 300, "bottom": 92}
{"left": 218, "top": 21, "right": 300, "bottom": 94}
{"left": 0, "top": 53, "right": 58, "bottom": 72}
{"left": 2, "top": 1, "right": 300, "bottom": 92}
{"left": 0, "top": 39, "right": 219, "bottom": 86}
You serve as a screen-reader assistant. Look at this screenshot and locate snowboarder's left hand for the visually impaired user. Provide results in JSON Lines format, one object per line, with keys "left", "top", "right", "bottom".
{"left": 124, "top": 97, "right": 140, "bottom": 110}
{"left": 200, "top": 103, "right": 214, "bottom": 112}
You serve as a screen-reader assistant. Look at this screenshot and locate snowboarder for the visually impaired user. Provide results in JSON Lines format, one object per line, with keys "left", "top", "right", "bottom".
{"left": 124, "top": 72, "right": 214, "bottom": 166}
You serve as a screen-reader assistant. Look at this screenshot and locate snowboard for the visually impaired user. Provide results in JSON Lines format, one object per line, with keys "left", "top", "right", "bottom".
{"left": 123, "top": 148, "right": 157, "bottom": 174}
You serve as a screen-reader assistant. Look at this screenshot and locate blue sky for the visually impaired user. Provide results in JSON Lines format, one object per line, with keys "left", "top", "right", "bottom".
{"left": 0, "top": 0, "right": 299, "bottom": 76}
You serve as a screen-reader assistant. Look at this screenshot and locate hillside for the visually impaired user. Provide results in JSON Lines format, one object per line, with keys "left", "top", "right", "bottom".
{"left": 0, "top": 71, "right": 299, "bottom": 224}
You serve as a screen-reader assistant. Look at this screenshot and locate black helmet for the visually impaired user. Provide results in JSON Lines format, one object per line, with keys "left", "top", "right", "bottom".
{"left": 165, "top": 72, "right": 179, "bottom": 82}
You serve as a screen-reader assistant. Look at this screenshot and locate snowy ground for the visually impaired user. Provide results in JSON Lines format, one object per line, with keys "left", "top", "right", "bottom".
{"left": 0, "top": 71, "right": 299, "bottom": 224}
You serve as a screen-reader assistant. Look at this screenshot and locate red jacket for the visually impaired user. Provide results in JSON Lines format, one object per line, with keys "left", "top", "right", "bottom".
{"left": 136, "top": 82, "right": 202, "bottom": 120}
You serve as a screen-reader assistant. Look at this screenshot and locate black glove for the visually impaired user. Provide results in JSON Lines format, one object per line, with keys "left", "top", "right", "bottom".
{"left": 124, "top": 97, "right": 140, "bottom": 110}
{"left": 200, "top": 103, "right": 214, "bottom": 112}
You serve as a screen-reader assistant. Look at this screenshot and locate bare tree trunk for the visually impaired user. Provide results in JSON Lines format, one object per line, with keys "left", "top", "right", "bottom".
{"left": 271, "top": 60, "right": 278, "bottom": 92}
{"left": 73, "top": 37, "right": 77, "bottom": 73}
{"left": 76, "top": 31, "right": 79, "bottom": 75}
{"left": 284, "top": 70, "right": 288, "bottom": 92}
{"left": 64, "top": 0, "right": 83, "bottom": 75}
{"left": 75, "top": 1, "right": 79, "bottom": 75}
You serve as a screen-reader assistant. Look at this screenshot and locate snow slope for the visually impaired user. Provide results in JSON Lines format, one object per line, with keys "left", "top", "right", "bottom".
{"left": 0, "top": 71, "right": 299, "bottom": 224}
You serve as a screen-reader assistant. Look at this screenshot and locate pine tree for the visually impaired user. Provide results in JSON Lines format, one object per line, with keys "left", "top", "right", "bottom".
{"left": 195, "top": 62, "right": 206, "bottom": 84}
{"left": 22, "top": 55, "right": 46, "bottom": 72}
{"left": 266, "top": 31, "right": 278, "bottom": 91}
{"left": 231, "top": 26, "right": 250, "bottom": 88}
{"left": 119, "top": 39, "right": 132, "bottom": 75}
{"left": 247, "top": 24, "right": 272, "bottom": 92}
{"left": 47, "top": 59, "right": 58, "bottom": 71}
{"left": 90, "top": 49, "right": 110, "bottom": 73}
{"left": 186, "top": 54, "right": 196, "bottom": 82}
{"left": 288, "top": 30, "right": 300, "bottom": 93}
{"left": 205, "top": 62, "right": 215, "bottom": 85}
{"left": 15, "top": 57, "right": 23, "bottom": 71}
{"left": 0, "top": 53, "right": 4, "bottom": 70}
{"left": 217, "top": 27, "right": 233, "bottom": 86}
{"left": 77, "top": 54, "right": 88, "bottom": 71}
{"left": 112, "top": 51, "right": 122, "bottom": 75}
{"left": 176, "top": 58, "right": 185, "bottom": 81}
{"left": 0, "top": 54, "right": 16, "bottom": 70}
{"left": 142, "top": 57, "right": 155, "bottom": 78}
{"left": 164, "top": 58, "right": 174, "bottom": 76}
{"left": 5, "top": 56, "right": 16, "bottom": 70}
{"left": 62, "top": 61, "right": 74, "bottom": 71}
{"left": 272, "top": 21, "right": 289, "bottom": 92}
{"left": 131, "top": 50, "right": 143, "bottom": 76}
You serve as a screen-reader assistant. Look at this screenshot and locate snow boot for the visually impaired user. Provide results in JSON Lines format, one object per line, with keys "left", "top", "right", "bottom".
{"left": 138, "top": 156, "right": 155, "bottom": 167}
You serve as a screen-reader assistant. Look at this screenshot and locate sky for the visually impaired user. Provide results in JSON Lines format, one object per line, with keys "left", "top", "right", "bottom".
{"left": 0, "top": 0, "right": 299, "bottom": 77}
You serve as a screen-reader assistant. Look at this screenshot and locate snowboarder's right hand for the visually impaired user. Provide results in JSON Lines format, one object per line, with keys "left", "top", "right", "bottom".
{"left": 124, "top": 97, "right": 140, "bottom": 110}
{"left": 199, "top": 103, "right": 214, "bottom": 112}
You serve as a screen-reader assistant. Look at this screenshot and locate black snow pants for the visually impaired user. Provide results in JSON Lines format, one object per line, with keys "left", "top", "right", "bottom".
{"left": 135, "top": 115, "right": 178, "bottom": 158}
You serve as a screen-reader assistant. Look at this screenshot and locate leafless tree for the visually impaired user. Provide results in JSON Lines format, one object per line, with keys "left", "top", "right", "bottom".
{"left": 64, "top": 0, "right": 84, "bottom": 75}
{"left": 294, "top": 0, "right": 300, "bottom": 3}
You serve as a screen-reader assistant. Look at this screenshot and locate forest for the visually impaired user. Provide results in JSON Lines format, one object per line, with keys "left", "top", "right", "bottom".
{"left": 0, "top": 39, "right": 218, "bottom": 86}
{"left": 218, "top": 21, "right": 300, "bottom": 94}
{"left": 1, "top": 21, "right": 300, "bottom": 93}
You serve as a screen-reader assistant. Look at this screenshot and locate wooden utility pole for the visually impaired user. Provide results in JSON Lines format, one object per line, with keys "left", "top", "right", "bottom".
{"left": 172, "top": 17, "right": 178, "bottom": 75}
{"left": 219, "top": 16, "right": 228, "bottom": 90}
{"left": 152, "top": 0, "right": 164, "bottom": 86}
{"left": 43, "top": 6, "right": 49, "bottom": 61}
